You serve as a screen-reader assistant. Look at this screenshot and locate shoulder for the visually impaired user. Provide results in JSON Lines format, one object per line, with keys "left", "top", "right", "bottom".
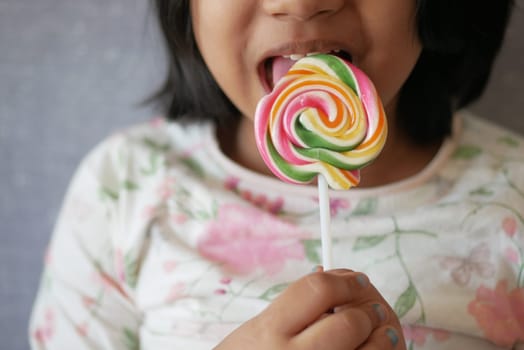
{"left": 448, "top": 111, "right": 524, "bottom": 219}
{"left": 441, "top": 112, "right": 524, "bottom": 205}
{"left": 67, "top": 117, "right": 215, "bottom": 215}
{"left": 458, "top": 112, "right": 524, "bottom": 161}
{"left": 81, "top": 118, "right": 212, "bottom": 179}
{"left": 64, "top": 117, "right": 215, "bottom": 243}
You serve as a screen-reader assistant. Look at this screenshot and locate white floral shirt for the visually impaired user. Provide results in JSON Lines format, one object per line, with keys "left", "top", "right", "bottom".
{"left": 30, "top": 112, "right": 524, "bottom": 349}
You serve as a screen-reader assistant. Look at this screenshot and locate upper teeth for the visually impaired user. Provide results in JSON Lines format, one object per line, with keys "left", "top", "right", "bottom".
{"left": 283, "top": 50, "right": 341, "bottom": 61}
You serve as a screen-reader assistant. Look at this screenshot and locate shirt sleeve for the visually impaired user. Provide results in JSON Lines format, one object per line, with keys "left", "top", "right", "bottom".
{"left": 29, "top": 135, "right": 147, "bottom": 350}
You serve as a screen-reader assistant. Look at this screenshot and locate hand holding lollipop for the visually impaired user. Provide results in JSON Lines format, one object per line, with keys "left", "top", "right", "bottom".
{"left": 254, "top": 54, "right": 387, "bottom": 268}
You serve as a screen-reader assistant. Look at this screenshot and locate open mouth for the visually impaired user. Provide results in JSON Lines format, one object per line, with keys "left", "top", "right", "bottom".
{"left": 261, "top": 50, "right": 353, "bottom": 92}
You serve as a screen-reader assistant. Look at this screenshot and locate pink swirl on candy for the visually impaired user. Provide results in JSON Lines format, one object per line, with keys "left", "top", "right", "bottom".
{"left": 254, "top": 54, "right": 387, "bottom": 190}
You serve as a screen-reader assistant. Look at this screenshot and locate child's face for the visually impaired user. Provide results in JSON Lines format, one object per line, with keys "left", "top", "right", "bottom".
{"left": 191, "top": 0, "right": 422, "bottom": 121}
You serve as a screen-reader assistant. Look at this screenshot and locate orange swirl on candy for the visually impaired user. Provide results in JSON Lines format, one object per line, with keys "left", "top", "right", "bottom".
{"left": 254, "top": 54, "right": 387, "bottom": 190}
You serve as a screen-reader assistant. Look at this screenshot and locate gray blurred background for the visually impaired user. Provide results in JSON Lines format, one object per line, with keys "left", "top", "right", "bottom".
{"left": 0, "top": 1, "right": 523, "bottom": 349}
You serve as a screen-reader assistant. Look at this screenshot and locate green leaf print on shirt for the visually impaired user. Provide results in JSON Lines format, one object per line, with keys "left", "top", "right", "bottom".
{"left": 505, "top": 169, "right": 524, "bottom": 199}
{"left": 125, "top": 253, "right": 139, "bottom": 289}
{"left": 354, "top": 217, "right": 438, "bottom": 324}
{"left": 353, "top": 235, "right": 388, "bottom": 251}
{"left": 302, "top": 239, "right": 322, "bottom": 264}
{"left": 453, "top": 145, "right": 482, "bottom": 159}
{"left": 180, "top": 157, "right": 205, "bottom": 178}
{"left": 99, "top": 180, "right": 140, "bottom": 202}
{"left": 122, "top": 327, "right": 139, "bottom": 350}
{"left": 302, "top": 238, "right": 342, "bottom": 264}
{"left": 142, "top": 137, "right": 170, "bottom": 153}
{"left": 349, "top": 198, "right": 378, "bottom": 217}
{"left": 259, "top": 283, "right": 290, "bottom": 301}
{"left": 140, "top": 152, "right": 162, "bottom": 176}
{"left": 140, "top": 137, "right": 170, "bottom": 176}
{"left": 99, "top": 187, "right": 119, "bottom": 201}
{"left": 497, "top": 135, "right": 520, "bottom": 148}
{"left": 122, "top": 180, "right": 139, "bottom": 191}
{"left": 395, "top": 283, "right": 417, "bottom": 318}
{"left": 469, "top": 187, "right": 494, "bottom": 196}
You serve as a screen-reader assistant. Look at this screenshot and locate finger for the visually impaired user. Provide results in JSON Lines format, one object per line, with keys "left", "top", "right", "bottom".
{"left": 312, "top": 265, "right": 324, "bottom": 273}
{"left": 293, "top": 303, "right": 386, "bottom": 350}
{"left": 264, "top": 271, "right": 370, "bottom": 334}
{"left": 358, "top": 326, "right": 405, "bottom": 350}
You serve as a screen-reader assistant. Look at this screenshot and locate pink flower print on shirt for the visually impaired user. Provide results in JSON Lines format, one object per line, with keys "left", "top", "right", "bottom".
{"left": 220, "top": 276, "right": 232, "bottom": 285}
{"left": 33, "top": 308, "right": 55, "bottom": 345}
{"left": 141, "top": 205, "right": 157, "bottom": 220}
{"left": 171, "top": 213, "right": 188, "bottom": 224}
{"left": 468, "top": 280, "right": 524, "bottom": 347}
{"left": 239, "top": 189, "right": 282, "bottom": 213}
{"left": 156, "top": 176, "right": 176, "bottom": 200}
{"left": 505, "top": 247, "right": 520, "bottom": 264}
{"left": 224, "top": 176, "right": 284, "bottom": 214}
{"left": 214, "top": 288, "right": 228, "bottom": 295}
{"left": 198, "top": 203, "right": 307, "bottom": 275}
{"left": 149, "top": 116, "right": 166, "bottom": 128}
{"left": 90, "top": 270, "right": 131, "bottom": 300}
{"left": 75, "top": 322, "right": 89, "bottom": 337}
{"left": 114, "top": 249, "right": 126, "bottom": 284}
{"left": 402, "top": 325, "right": 450, "bottom": 347}
{"left": 81, "top": 295, "right": 96, "bottom": 309}
{"left": 163, "top": 260, "right": 178, "bottom": 273}
{"left": 438, "top": 242, "right": 495, "bottom": 286}
{"left": 503, "top": 216, "right": 518, "bottom": 238}
{"left": 329, "top": 198, "right": 351, "bottom": 216}
{"left": 215, "top": 277, "right": 233, "bottom": 295}
{"left": 224, "top": 177, "right": 240, "bottom": 191}
{"left": 165, "top": 282, "right": 186, "bottom": 303}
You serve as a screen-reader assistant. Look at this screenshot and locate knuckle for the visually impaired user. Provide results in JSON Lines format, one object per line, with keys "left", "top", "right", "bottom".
{"left": 303, "top": 273, "right": 337, "bottom": 298}
{"left": 339, "top": 309, "right": 358, "bottom": 331}
{"left": 337, "top": 308, "right": 372, "bottom": 338}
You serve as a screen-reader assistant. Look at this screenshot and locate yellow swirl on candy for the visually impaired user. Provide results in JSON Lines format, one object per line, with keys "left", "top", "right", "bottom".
{"left": 254, "top": 54, "right": 387, "bottom": 190}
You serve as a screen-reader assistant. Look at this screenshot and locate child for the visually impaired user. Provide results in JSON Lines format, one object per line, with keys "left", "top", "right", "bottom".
{"left": 30, "top": 0, "right": 522, "bottom": 349}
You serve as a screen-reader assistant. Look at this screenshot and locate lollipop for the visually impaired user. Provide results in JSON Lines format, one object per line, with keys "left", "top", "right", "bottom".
{"left": 254, "top": 54, "right": 387, "bottom": 269}
{"left": 254, "top": 53, "right": 387, "bottom": 190}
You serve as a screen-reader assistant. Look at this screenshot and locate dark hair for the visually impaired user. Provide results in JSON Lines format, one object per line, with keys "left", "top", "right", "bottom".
{"left": 150, "top": 0, "right": 238, "bottom": 127}
{"left": 400, "top": 0, "right": 515, "bottom": 144}
{"left": 151, "top": 0, "right": 514, "bottom": 144}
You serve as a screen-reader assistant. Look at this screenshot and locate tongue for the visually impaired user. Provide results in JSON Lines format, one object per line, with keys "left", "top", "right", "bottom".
{"left": 271, "top": 56, "right": 297, "bottom": 87}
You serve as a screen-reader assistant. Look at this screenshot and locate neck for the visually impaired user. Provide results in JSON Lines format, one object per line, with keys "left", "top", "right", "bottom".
{"left": 358, "top": 122, "right": 442, "bottom": 187}
{"left": 218, "top": 117, "right": 273, "bottom": 177}
{"left": 218, "top": 112, "right": 443, "bottom": 188}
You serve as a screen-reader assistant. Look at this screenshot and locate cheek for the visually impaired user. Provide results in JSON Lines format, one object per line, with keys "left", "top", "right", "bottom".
{"left": 191, "top": 2, "right": 259, "bottom": 118}
{"left": 205, "top": 55, "right": 260, "bottom": 120}
{"left": 365, "top": 34, "right": 422, "bottom": 111}
{"left": 381, "top": 48, "right": 421, "bottom": 108}
{"left": 358, "top": 0, "right": 422, "bottom": 109}
{"left": 200, "top": 45, "right": 262, "bottom": 120}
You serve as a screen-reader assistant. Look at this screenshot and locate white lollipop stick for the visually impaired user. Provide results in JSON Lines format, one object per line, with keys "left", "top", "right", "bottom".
{"left": 318, "top": 175, "right": 332, "bottom": 270}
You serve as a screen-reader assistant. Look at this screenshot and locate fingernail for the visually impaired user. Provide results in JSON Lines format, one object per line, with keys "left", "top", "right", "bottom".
{"left": 372, "top": 304, "right": 387, "bottom": 322}
{"left": 386, "top": 328, "right": 399, "bottom": 347}
{"left": 356, "top": 274, "right": 368, "bottom": 287}
{"left": 310, "top": 265, "right": 323, "bottom": 273}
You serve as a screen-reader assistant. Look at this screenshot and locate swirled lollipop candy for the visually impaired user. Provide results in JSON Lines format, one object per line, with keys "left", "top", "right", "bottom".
{"left": 254, "top": 54, "right": 387, "bottom": 190}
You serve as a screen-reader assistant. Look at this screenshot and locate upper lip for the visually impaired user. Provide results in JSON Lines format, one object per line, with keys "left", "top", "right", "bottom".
{"left": 260, "top": 39, "right": 353, "bottom": 60}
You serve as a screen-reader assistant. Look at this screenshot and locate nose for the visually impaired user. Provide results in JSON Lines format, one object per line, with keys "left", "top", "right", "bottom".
{"left": 263, "top": 0, "right": 344, "bottom": 21}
